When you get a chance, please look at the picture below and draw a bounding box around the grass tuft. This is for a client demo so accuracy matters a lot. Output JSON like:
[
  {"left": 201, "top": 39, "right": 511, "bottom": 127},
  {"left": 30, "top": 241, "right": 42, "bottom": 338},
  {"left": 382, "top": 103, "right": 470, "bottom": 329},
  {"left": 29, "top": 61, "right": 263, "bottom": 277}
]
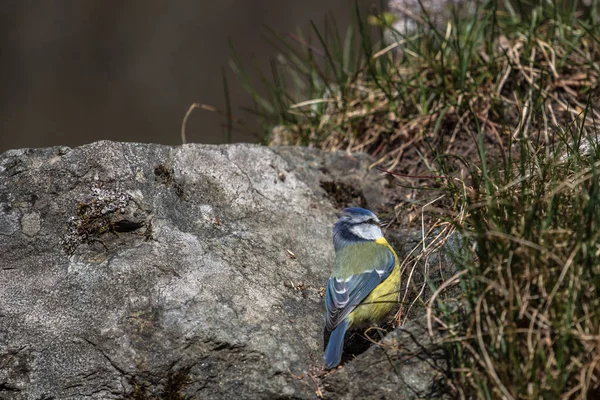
[{"left": 435, "top": 115, "right": 600, "bottom": 399}]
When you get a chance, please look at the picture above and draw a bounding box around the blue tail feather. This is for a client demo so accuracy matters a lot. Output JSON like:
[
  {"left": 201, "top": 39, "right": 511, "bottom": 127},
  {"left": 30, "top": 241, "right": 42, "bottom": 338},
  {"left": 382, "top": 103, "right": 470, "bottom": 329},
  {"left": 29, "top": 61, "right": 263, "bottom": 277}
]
[{"left": 324, "top": 319, "right": 349, "bottom": 369}]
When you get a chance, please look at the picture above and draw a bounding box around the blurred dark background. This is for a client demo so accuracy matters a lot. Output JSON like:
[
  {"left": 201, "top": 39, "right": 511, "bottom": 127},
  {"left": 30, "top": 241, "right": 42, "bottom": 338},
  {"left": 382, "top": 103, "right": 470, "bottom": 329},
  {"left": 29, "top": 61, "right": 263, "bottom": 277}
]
[{"left": 0, "top": 1, "right": 375, "bottom": 153}]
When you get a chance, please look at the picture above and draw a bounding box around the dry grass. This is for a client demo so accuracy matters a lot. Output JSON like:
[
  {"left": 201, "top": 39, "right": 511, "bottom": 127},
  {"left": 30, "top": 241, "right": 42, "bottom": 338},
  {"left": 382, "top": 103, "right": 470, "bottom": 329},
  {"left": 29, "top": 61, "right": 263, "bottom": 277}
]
[
  {"left": 268, "top": 6, "right": 600, "bottom": 168},
  {"left": 235, "top": 1, "right": 599, "bottom": 230}
]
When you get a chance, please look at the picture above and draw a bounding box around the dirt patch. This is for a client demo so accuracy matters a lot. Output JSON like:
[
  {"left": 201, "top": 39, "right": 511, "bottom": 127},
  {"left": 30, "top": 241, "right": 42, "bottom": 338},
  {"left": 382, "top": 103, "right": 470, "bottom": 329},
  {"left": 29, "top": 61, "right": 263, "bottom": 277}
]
[{"left": 320, "top": 180, "right": 368, "bottom": 209}]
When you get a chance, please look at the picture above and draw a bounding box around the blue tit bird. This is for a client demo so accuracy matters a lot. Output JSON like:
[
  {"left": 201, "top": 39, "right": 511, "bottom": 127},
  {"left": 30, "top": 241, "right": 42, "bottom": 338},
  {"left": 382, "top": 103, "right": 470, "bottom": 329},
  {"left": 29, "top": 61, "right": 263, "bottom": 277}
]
[{"left": 323, "top": 207, "right": 401, "bottom": 369}]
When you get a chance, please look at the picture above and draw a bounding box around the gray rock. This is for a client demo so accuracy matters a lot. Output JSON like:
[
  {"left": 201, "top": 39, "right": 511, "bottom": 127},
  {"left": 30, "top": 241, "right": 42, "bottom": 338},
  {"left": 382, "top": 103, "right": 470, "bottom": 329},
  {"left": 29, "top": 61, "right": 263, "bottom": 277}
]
[
  {"left": 0, "top": 141, "right": 397, "bottom": 399},
  {"left": 0, "top": 141, "right": 458, "bottom": 399}
]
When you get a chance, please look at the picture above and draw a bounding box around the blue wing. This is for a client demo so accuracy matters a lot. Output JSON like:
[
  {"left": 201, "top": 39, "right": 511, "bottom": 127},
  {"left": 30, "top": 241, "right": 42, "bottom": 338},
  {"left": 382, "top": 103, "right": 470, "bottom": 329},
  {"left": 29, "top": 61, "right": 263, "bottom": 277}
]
[{"left": 324, "top": 246, "right": 395, "bottom": 332}]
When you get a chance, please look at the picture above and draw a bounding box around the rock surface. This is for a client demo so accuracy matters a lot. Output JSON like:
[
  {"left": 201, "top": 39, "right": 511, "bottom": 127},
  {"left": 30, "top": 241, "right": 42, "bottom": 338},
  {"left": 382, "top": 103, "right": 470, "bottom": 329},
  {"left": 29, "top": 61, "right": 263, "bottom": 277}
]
[
  {"left": 321, "top": 316, "right": 448, "bottom": 400},
  {"left": 0, "top": 141, "right": 449, "bottom": 399}
]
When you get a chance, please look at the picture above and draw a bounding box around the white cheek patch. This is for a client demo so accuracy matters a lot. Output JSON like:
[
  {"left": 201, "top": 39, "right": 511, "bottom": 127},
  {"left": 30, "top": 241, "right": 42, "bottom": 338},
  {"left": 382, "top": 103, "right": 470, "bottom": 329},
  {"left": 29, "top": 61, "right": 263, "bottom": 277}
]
[{"left": 350, "top": 224, "right": 383, "bottom": 240}]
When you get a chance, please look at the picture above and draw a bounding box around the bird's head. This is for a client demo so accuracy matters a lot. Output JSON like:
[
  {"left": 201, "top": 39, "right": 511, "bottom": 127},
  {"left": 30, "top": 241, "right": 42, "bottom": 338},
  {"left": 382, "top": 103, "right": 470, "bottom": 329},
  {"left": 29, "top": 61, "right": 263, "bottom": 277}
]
[{"left": 333, "top": 207, "right": 383, "bottom": 251}]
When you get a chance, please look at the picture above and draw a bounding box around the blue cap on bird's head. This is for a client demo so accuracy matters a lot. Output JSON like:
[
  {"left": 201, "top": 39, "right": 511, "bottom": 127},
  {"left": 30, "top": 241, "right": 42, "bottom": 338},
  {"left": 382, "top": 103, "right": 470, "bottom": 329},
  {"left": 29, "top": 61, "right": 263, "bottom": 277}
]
[
  {"left": 341, "top": 207, "right": 376, "bottom": 218},
  {"left": 333, "top": 207, "right": 383, "bottom": 251}
]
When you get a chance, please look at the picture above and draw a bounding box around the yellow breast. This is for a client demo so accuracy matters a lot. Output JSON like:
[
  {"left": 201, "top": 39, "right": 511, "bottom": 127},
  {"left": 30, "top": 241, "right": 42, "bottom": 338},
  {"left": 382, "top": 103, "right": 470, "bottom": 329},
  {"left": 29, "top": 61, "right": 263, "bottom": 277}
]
[{"left": 347, "top": 237, "right": 401, "bottom": 327}]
